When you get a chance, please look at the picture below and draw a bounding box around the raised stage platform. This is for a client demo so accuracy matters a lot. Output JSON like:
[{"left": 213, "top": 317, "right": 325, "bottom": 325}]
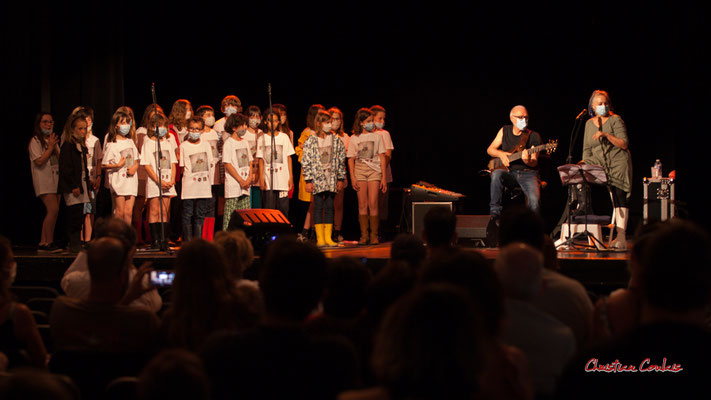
[{"left": 14, "top": 241, "right": 630, "bottom": 297}]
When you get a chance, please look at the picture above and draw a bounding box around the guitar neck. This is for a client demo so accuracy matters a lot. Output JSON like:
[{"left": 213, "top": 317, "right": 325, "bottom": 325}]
[{"left": 507, "top": 143, "right": 549, "bottom": 162}]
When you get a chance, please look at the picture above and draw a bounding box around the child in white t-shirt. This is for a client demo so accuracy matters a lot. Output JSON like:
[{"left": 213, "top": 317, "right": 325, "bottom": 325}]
[
  {"left": 245, "top": 106, "right": 264, "bottom": 209},
  {"left": 168, "top": 99, "right": 193, "bottom": 144},
  {"left": 302, "top": 110, "right": 346, "bottom": 247},
  {"left": 256, "top": 110, "right": 295, "bottom": 217},
  {"left": 102, "top": 109, "right": 140, "bottom": 225},
  {"left": 179, "top": 117, "right": 214, "bottom": 241},
  {"left": 347, "top": 108, "right": 387, "bottom": 245},
  {"left": 197, "top": 105, "right": 221, "bottom": 226},
  {"left": 221, "top": 113, "right": 253, "bottom": 230},
  {"left": 140, "top": 113, "right": 177, "bottom": 249},
  {"left": 29, "top": 112, "right": 61, "bottom": 252}
]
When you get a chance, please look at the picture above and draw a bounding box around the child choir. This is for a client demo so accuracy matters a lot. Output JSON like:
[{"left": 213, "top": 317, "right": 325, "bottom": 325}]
[{"left": 29, "top": 96, "right": 393, "bottom": 250}]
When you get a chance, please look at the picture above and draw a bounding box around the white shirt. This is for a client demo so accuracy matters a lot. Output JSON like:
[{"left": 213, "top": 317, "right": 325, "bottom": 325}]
[
  {"left": 140, "top": 137, "right": 178, "bottom": 198},
  {"left": 61, "top": 251, "right": 162, "bottom": 312},
  {"left": 201, "top": 129, "right": 220, "bottom": 184},
  {"left": 255, "top": 132, "right": 295, "bottom": 191},
  {"left": 222, "top": 136, "right": 253, "bottom": 199},
  {"left": 28, "top": 136, "right": 59, "bottom": 196},
  {"left": 179, "top": 139, "right": 214, "bottom": 199},
  {"left": 347, "top": 131, "right": 386, "bottom": 173},
  {"left": 136, "top": 127, "right": 178, "bottom": 182},
  {"left": 214, "top": 117, "right": 230, "bottom": 141},
  {"left": 375, "top": 128, "right": 394, "bottom": 183},
  {"left": 104, "top": 138, "right": 140, "bottom": 196}
]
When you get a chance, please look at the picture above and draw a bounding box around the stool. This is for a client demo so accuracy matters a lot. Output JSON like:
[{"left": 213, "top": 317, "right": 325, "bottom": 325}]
[{"left": 555, "top": 215, "right": 610, "bottom": 249}]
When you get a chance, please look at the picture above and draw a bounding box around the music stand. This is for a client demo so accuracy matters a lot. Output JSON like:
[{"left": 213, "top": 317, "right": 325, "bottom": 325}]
[{"left": 556, "top": 164, "right": 610, "bottom": 250}]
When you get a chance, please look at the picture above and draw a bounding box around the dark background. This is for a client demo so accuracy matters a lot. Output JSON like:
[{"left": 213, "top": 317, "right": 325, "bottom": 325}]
[{"left": 2, "top": 1, "right": 708, "bottom": 245}]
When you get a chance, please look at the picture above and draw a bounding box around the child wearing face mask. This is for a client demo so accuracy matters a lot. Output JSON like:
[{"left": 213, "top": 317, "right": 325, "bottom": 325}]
[
  {"left": 197, "top": 105, "right": 221, "bottom": 233},
  {"left": 295, "top": 104, "right": 325, "bottom": 242},
  {"left": 29, "top": 112, "right": 61, "bottom": 253},
  {"left": 59, "top": 113, "right": 92, "bottom": 252},
  {"left": 347, "top": 108, "right": 387, "bottom": 245},
  {"left": 257, "top": 109, "right": 295, "bottom": 217},
  {"left": 103, "top": 110, "right": 140, "bottom": 226},
  {"left": 327, "top": 107, "right": 349, "bottom": 243},
  {"left": 244, "top": 106, "right": 264, "bottom": 209},
  {"left": 179, "top": 117, "right": 215, "bottom": 241},
  {"left": 302, "top": 110, "right": 346, "bottom": 247},
  {"left": 140, "top": 113, "right": 177, "bottom": 249},
  {"left": 214, "top": 95, "right": 243, "bottom": 142},
  {"left": 221, "top": 113, "right": 253, "bottom": 230}
]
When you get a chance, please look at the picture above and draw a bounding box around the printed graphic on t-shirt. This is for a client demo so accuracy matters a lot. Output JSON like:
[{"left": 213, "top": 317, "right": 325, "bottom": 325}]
[
  {"left": 319, "top": 146, "right": 331, "bottom": 165},
  {"left": 120, "top": 148, "right": 135, "bottom": 168},
  {"left": 155, "top": 150, "right": 171, "bottom": 170},
  {"left": 262, "top": 145, "right": 284, "bottom": 165},
  {"left": 357, "top": 141, "right": 374, "bottom": 159},
  {"left": 190, "top": 152, "right": 209, "bottom": 173},
  {"left": 236, "top": 148, "right": 249, "bottom": 168}
]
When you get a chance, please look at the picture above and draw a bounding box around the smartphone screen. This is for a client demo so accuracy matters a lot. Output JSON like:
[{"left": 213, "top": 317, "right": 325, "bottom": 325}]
[{"left": 150, "top": 270, "right": 175, "bottom": 287}]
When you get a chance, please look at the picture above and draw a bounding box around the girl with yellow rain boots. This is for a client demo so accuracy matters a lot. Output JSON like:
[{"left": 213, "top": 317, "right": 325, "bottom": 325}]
[{"left": 302, "top": 109, "right": 347, "bottom": 248}]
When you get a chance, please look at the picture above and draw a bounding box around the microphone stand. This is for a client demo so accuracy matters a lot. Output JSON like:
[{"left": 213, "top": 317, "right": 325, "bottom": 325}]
[
  {"left": 552, "top": 109, "right": 587, "bottom": 241},
  {"left": 151, "top": 83, "right": 168, "bottom": 252}
]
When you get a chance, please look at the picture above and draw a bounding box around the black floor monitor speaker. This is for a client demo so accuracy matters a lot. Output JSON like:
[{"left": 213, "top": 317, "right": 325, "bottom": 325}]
[
  {"left": 228, "top": 209, "right": 293, "bottom": 250},
  {"left": 455, "top": 215, "right": 496, "bottom": 248}
]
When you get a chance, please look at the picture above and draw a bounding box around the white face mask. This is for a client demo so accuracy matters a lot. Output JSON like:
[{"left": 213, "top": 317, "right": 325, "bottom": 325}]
[
  {"left": 374, "top": 121, "right": 384, "bottom": 130},
  {"left": 515, "top": 117, "right": 528, "bottom": 131},
  {"left": 249, "top": 119, "right": 260, "bottom": 129},
  {"left": 119, "top": 124, "right": 131, "bottom": 136},
  {"left": 185, "top": 111, "right": 192, "bottom": 119},
  {"left": 595, "top": 104, "right": 609, "bottom": 117},
  {"left": 158, "top": 127, "right": 168, "bottom": 138},
  {"left": 204, "top": 116, "right": 215, "bottom": 127},
  {"left": 41, "top": 128, "right": 52, "bottom": 135},
  {"left": 225, "top": 106, "right": 238, "bottom": 116}
]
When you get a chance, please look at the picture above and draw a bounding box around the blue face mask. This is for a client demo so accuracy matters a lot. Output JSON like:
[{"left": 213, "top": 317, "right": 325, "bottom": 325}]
[
  {"left": 363, "top": 122, "right": 375, "bottom": 132},
  {"left": 158, "top": 127, "right": 168, "bottom": 138},
  {"left": 119, "top": 124, "right": 131, "bottom": 136},
  {"left": 188, "top": 131, "right": 201, "bottom": 141}
]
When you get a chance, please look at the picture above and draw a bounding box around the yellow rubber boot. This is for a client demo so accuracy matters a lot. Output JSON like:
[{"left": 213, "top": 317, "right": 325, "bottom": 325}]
[
  {"left": 323, "top": 224, "right": 338, "bottom": 247},
  {"left": 315, "top": 224, "right": 327, "bottom": 248}
]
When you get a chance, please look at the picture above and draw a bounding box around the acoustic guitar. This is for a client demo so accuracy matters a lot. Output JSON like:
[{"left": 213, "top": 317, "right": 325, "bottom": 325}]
[{"left": 487, "top": 140, "right": 558, "bottom": 170}]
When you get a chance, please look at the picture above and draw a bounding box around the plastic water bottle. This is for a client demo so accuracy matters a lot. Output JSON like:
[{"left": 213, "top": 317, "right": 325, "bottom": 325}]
[{"left": 653, "top": 159, "right": 662, "bottom": 178}]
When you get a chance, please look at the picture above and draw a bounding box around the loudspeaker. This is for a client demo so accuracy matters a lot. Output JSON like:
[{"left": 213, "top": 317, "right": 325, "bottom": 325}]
[
  {"left": 228, "top": 209, "right": 293, "bottom": 250},
  {"left": 455, "top": 215, "right": 496, "bottom": 247},
  {"left": 412, "top": 202, "right": 452, "bottom": 240}
]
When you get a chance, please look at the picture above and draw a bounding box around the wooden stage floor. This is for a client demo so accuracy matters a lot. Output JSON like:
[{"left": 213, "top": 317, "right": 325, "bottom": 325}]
[{"left": 14, "top": 241, "right": 630, "bottom": 296}]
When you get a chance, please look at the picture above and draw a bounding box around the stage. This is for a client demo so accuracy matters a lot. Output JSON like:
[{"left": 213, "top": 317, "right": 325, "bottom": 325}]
[{"left": 14, "top": 241, "right": 630, "bottom": 298}]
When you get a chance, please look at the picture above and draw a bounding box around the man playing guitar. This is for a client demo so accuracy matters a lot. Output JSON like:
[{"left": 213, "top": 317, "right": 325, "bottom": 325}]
[{"left": 487, "top": 105, "right": 543, "bottom": 218}]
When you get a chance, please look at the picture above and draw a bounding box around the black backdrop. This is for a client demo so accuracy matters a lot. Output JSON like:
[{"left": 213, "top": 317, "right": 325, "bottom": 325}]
[{"left": 2, "top": 2, "right": 708, "bottom": 245}]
